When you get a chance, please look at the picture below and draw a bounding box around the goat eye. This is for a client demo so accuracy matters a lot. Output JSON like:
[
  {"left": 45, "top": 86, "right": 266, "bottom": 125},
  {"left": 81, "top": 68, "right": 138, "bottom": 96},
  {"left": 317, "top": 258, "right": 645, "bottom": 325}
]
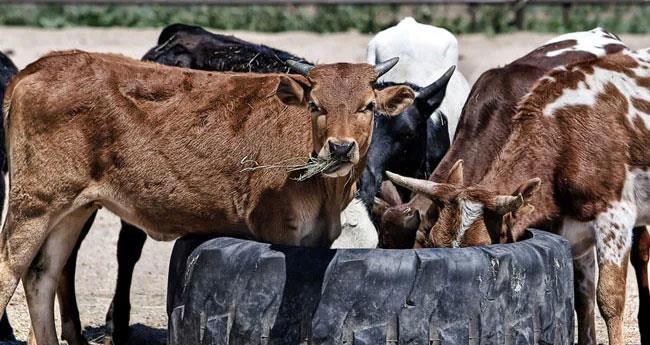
[{"left": 308, "top": 101, "right": 321, "bottom": 113}]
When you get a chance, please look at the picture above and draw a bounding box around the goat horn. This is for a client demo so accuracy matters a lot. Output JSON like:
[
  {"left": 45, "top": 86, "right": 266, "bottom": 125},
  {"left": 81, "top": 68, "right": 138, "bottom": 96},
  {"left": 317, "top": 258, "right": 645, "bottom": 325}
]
[
  {"left": 374, "top": 57, "right": 399, "bottom": 78},
  {"left": 286, "top": 60, "right": 314, "bottom": 76}
]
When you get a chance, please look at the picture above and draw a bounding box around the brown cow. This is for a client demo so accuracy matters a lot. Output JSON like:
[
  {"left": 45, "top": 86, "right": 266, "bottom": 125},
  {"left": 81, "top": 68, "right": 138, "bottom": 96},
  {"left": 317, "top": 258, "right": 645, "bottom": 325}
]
[
  {"left": 373, "top": 28, "right": 647, "bottom": 345},
  {"left": 0, "top": 50, "right": 414, "bottom": 345},
  {"left": 388, "top": 48, "right": 650, "bottom": 345}
]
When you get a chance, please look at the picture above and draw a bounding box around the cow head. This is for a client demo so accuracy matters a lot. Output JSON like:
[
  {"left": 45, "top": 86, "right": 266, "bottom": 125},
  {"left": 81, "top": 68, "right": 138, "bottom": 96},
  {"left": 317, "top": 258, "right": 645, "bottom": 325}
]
[
  {"left": 386, "top": 160, "right": 541, "bottom": 248},
  {"left": 373, "top": 158, "right": 459, "bottom": 248},
  {"left": 285, "top": 58, "right": 415, "bottom": 178},
  {"left": 358, "top": 66, "right": 454, "bottom": 205},
  {"left": 372, "top": 181, "right": 420, "bottom": 248}
]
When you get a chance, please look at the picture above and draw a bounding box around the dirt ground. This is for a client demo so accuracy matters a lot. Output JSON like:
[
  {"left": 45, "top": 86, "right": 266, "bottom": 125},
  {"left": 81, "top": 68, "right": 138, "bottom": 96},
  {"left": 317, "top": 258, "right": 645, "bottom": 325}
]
[{"left": 0, "top": 27, "right": 648, "bottom": 344}]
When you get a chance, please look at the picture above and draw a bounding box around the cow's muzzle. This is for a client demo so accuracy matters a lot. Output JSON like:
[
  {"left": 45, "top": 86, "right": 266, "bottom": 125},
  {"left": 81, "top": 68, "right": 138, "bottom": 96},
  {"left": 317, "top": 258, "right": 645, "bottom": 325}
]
[
  {"left": 328, "top": 141, "right": 355, "bottom": 162},
  {"left": 321, "top": 139, "right": 358, "bottom": 177}
]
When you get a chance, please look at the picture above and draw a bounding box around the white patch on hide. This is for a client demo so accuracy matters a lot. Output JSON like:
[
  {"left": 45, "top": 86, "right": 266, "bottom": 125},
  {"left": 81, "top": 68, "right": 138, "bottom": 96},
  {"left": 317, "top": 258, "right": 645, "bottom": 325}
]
[
  {"left": 454, "top": 199, "right": 483, "bottom": 248},
  {"left": 541, "top": 49, "right": 650, "bottom": 130},
  {"left": 545, "top": 27, "right": 626, "bottom": 58},
  {"left": 593, "top": 168, "right": 639, "bottom": 266},
  {"left": 631, "top": 167, "right": 650, "bottom": 226}
]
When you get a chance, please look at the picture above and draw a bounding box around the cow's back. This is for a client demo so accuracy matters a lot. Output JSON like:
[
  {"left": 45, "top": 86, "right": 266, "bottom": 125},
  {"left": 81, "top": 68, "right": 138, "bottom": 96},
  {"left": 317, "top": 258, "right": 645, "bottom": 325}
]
[
  {"left": 5, "top": 50, "right": 315, "bottom": 240},
  {"left": 432, "top": 29, "right": 629, "bottom": 185}
]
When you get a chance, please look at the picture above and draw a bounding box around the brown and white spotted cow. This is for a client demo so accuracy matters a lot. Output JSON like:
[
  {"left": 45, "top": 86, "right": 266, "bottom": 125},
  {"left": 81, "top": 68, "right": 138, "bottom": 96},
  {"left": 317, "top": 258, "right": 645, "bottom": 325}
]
[
  {"left": 388, "top": 48, "right": 650, "bottom": 345},
  {"left": 376, "top": 28, "right": 650, "bottom": 345}
]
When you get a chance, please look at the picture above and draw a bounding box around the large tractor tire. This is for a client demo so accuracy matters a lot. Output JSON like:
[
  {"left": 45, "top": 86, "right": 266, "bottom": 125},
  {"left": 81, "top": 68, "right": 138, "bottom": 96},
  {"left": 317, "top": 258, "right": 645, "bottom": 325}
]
[{"left": 167, "top": 230, "right": 574, "bottom": 345}]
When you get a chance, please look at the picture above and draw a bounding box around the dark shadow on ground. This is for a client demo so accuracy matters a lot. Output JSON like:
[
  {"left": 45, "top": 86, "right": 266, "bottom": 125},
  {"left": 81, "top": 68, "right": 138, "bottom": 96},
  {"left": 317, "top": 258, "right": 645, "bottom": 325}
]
[{"left": 83, "top": 324, "right": 166, "bottom": 345}]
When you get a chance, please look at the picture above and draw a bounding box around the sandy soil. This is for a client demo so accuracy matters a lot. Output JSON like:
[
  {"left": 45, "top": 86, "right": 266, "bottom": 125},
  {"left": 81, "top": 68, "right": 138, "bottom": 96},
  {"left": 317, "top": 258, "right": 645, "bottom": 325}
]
[{"left": 0, "top": 27, "right": 648, "bottom": 344}]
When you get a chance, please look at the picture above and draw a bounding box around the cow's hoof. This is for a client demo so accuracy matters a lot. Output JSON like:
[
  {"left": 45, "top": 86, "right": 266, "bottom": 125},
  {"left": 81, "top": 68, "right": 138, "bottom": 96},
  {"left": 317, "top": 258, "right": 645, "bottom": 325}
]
[{"left": 167, "top": 230, "right": 575, "bottom": 345}]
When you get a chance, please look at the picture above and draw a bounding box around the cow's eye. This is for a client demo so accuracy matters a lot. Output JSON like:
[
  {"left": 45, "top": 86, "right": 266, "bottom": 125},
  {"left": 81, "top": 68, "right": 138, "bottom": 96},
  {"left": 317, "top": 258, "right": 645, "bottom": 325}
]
[
  {"left": 308, "top": 101, "right": 322, "bottom": 113},
  {"left": 360, "top": 101, "right": 376, "bottom": 113}
]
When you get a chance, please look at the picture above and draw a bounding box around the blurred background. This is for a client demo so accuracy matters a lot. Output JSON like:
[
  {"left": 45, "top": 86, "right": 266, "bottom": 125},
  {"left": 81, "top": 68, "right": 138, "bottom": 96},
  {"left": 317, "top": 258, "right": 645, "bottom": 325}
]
[{"left": 3, "top": 1, "right": 650, "bottom": 34}]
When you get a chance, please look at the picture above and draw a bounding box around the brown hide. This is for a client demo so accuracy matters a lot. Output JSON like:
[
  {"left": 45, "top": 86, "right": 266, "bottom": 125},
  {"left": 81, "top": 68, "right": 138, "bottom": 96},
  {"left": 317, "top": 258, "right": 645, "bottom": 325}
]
[
  {"left": 376, "top": 36, "right": 626, "bottom": 248},
  {"left": 2, "top": 50, "right": 410, "bottom": 248},
  {"left": 391, "top": 50, "right": 650, "bottom": 247}
]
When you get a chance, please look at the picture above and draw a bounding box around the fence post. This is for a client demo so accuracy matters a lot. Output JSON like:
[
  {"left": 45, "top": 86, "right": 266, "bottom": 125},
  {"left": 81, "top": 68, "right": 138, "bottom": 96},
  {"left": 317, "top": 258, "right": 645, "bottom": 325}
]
[
  {"left": 562, "top": 2, "right": 573, "bottom": 28},
  {"left": 468, "top": 2, "right": 478, "bottom": 32},
  {"left": 512, "top": 0, "right": 528, "bottom": 30}
]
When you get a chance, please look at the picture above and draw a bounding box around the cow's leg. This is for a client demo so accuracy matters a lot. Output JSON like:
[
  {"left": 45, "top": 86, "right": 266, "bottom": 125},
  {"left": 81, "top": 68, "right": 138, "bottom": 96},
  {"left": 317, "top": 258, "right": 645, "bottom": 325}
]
[
  {"left": 574, "top": 249, "right": 597, "bottom": 345},
  {"left": 631, "top": 226, "right": 649, "bottom": 345},
  {"left": 0, "top": 213, "right": 51, "bottom": 334},
  {"left": 559, "top": 218, "right": 597, "bottom": 345},
  {"left": 57, "top": 211, "right": 96, "bottom": 345},
  {"left": 104, "top": 221, "right": 147, "bottom": 345},
  {"left": 593, "top": 206, "right": 635, "bottom": 345},
  {"left": 24, "top": 206, "right": 96, "bottom": 345}
]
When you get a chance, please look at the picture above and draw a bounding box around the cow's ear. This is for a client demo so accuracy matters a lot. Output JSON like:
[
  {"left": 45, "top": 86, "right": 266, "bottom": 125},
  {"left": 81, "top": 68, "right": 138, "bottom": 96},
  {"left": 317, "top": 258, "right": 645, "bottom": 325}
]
[
  {"left": 376, "top": 85, "right": 415, "bottom": 116},
  {"left": 512, "top": 178, "right": 541, "bottom": 200},
  {"left": 276, "top": 75, "right": 311, "bottom": 106}
]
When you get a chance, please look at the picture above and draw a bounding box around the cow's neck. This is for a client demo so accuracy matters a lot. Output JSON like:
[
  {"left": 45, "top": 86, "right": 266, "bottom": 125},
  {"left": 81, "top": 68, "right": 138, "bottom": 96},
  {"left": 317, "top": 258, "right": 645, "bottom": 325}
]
[{"left": 480, "top": 115, "right": 560, "bottom": 236}]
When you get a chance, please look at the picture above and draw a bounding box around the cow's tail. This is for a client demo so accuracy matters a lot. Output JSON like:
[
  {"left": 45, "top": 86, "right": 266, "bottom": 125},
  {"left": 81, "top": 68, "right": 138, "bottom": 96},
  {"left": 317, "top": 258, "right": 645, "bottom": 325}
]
[
  {"left": 2, "top": 73, "right": 18, "bottom": 177},
  {"left": 2, "top": 92, "right": 11, "bottom": 176}
]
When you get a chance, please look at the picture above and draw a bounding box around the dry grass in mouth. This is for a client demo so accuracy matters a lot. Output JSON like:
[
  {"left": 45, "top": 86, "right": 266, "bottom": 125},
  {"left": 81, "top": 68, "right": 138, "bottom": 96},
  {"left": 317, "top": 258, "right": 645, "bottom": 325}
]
[{"left": 240, "top": 155, "right": 339, "bottom": 182}]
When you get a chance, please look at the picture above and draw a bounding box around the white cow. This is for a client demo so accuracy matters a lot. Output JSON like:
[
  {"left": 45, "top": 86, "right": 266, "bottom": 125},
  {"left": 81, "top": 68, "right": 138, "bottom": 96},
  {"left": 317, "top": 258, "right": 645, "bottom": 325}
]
[{"left": 367, "top": 17, "right": 470, "bottom": 139}]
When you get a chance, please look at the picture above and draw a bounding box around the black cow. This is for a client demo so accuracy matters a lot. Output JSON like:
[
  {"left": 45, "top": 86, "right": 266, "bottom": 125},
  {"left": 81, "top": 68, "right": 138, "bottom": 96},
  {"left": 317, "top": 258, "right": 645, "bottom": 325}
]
[
  {"left": 141, "top": 23, "right": 310, "bottom": 72},
  {"left": 358, "top": 67, "right": 453, "bottom": 207},
  {"left": 0, "top": 51, "right": 18, "bottom": 342},
  {"left": 53, "top": 23, "right": 452, "bottom": 345}
]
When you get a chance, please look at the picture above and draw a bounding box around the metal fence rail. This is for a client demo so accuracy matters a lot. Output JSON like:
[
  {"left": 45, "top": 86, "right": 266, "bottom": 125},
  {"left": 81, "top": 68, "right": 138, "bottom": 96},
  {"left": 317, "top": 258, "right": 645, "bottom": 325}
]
[
  {"left": 2, "top": 0, "right": 647, "bottom": 30},
  {"left": 3, "top": 0, "right": 649, "bottom": 4}
]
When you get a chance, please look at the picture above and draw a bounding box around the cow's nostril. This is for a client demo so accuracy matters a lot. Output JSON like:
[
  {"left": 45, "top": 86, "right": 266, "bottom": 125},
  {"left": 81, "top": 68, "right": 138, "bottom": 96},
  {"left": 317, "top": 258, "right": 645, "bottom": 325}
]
[{"left": 328, "top": 141, "right": 355, "bottom": 160}]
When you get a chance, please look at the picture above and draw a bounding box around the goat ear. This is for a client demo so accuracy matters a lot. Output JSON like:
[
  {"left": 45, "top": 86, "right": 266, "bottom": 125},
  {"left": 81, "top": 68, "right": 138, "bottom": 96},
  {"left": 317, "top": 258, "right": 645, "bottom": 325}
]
[
  {"left": 276, "top": 75, "right": 311, "bottom": 106},
  {"left": 379, "top": 180, "right": 402, "bottom": 206},
  {"left": 513, "top": 177, "right": 541, "bottom": 200},
  {"left": 376, "top": 85, "right": 415, "bottom": 116},
  {"left": 446, "top": 159, "right": 464, "bottom": 185},
  {"left": 416, "top": 65, "right": 455, "bottom": 113}
]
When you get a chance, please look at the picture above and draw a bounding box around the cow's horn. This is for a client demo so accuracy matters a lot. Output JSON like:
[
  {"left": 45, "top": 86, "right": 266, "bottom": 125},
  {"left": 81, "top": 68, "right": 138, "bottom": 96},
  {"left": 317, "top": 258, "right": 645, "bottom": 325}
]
[
  {"left": 386, "top": 171, "right": 439, "bottom": 197},
  {"left": 374, "top": 57, "right": 399, "bottom": 78},
  {"left": 287, "top": 60, "right": 314, "bottom": 76}
]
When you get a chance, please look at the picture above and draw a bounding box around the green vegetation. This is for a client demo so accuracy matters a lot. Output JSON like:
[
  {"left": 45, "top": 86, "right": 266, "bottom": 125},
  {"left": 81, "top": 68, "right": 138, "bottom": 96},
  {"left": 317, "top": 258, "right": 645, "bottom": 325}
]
[{"left": 1, "top": 4, "right": 650, "bottom": 34}]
